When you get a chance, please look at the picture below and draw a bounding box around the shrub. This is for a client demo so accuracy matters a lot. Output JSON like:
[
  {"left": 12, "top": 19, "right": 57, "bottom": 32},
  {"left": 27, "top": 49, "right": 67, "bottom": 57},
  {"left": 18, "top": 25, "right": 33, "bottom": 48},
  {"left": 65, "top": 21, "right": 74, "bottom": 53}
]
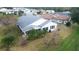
[
  {"left": 27, "top": 29, "right": 47, "bottom": 40},
  {"left": 0, "top": 34, "right": 15, "bottom": 51}
]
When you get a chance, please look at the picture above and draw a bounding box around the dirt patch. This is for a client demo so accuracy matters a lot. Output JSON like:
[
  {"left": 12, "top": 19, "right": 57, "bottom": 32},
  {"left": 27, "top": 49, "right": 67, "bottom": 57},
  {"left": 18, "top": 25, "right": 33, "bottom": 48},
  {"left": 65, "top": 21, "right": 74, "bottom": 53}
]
[
  {"left": 0, "top": 15, "right": 18, "bottom": 26},
  {"left": 58, "top": 24, "right": 72, "bottom": 39}
]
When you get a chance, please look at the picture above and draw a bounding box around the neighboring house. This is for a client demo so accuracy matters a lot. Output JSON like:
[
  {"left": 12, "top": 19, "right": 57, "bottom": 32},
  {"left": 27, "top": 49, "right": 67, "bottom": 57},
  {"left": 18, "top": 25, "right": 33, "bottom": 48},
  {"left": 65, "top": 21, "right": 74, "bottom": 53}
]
[
  {"left": 17, "top": 14, "right": 57, "bottom": 35},
  {"left": 0, "top": 7, "right": 26, "bottom": 15},
  {"left": 0, "top": 8, "right": 8, "bottom": 14},
  {"left": 24, "top": 9, "right": 40, "bottom": 16},
  {"left": 62, "top": 11, "right": 71, "bottom": 15},
  {"left": 41, "top": 12, "right": 71, "bottom": 24},
  {"left": 0, "top": 8, "right": 15, "bottom": 14},
  {"left": 22, "top": 9, "right": 31, "bottom": 15},
  {"left": 39, "top": 9, "right": 55, "bottom": 15},
  {"left": 23, "top": 9, "right": 34, "bottom": 15},
  {"left": 46, "top": 10, "right": 55, "bottom": 14}
]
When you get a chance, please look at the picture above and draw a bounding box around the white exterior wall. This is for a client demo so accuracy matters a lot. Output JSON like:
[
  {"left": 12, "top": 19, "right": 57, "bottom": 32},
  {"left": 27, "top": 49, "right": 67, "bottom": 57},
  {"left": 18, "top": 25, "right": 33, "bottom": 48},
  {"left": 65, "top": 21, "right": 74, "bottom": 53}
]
[
  {"left": 31, "top": 21, "right": 57, "bottom": 32},
  {"left": 41, "top": 22, "right": 57, "bottom": 32}
]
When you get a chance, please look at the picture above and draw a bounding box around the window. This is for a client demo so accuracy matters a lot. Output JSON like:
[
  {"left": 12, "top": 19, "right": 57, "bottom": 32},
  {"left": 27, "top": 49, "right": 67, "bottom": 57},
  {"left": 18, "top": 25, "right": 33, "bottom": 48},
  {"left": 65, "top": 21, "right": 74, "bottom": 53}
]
[{"left": 50, "top": 26, "right": 55, "bottom": 29}]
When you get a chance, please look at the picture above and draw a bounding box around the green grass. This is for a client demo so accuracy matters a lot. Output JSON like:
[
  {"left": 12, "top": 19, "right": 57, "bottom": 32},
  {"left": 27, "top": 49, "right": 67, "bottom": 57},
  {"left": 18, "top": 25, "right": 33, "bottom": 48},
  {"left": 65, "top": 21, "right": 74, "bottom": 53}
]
[
  {"left": 0, "top": 36, "right": 2, "bottom": 41},
  {"left": 59, "top": 25, "right": 79, "bottom": 51}
]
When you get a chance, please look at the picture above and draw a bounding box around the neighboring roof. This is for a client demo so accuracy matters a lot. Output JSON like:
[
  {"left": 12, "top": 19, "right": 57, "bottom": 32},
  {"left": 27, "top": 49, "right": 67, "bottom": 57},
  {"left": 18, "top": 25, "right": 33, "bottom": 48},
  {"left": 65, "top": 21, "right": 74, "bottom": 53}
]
[
  {"left": 41, "top": 13, "right": 70, "bottom": 21},
  {"left": 41, "top": 14, "right": 53, "bottom": 20},
  {"left": 55, "top": 12, "right": 70, "bottom": 16},
  {"left": 52, "top": 13, "right": 70, "bottom": 20},
  {"left": 17, "top": 15, "right": 40, "bottom": 28}
]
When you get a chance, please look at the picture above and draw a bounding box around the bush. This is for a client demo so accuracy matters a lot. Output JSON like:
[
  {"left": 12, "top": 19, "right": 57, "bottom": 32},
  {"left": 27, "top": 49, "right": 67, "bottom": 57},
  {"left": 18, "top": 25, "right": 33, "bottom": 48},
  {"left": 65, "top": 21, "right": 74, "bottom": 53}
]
[
  {"left": 27, "top": 29, "right": 47, "bottom": 40},
  {"left": 0, "top": 34, "right": 15, "bottom": 51}
]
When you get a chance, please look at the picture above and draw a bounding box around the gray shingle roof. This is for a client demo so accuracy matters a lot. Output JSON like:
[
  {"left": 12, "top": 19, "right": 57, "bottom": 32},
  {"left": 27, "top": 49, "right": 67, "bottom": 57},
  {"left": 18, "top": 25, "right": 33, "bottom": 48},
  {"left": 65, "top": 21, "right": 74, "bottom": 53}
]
[{"left": 17, "top": 15, "right": 40, "bottom": 28}]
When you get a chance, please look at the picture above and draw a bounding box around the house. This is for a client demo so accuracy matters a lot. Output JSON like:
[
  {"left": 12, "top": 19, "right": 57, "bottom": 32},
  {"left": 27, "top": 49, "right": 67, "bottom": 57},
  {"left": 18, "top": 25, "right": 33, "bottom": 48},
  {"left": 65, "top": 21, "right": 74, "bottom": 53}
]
[
  {"left": 22, "top": 8, "right": 31, "bottom": 15},
  {"left": 17, "top": 14, "right": 57, "bottom": 35}
]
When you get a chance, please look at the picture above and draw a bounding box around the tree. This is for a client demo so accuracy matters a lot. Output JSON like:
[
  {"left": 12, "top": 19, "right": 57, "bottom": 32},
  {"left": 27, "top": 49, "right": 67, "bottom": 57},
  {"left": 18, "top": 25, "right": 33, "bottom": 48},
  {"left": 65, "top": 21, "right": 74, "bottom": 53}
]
[
  {"left": 0, "top": 35, "right": 15, "bottom": 51},
  {"left": 71, "top": 8, "right": 79, "bottom": 24},
  {"left": 18, "top": 10, "right": 24, "bottom": 16},
  {"left": 65, "top": 22, "right": 71, "bottom": 27}
]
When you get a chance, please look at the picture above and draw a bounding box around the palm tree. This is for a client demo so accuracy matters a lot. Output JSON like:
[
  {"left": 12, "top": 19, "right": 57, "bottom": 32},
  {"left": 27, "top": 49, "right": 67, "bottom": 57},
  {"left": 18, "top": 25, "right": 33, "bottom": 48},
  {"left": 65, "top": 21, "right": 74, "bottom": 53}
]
[{"left": 0, "top": 35, "right": 15, "bottom": 51}]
